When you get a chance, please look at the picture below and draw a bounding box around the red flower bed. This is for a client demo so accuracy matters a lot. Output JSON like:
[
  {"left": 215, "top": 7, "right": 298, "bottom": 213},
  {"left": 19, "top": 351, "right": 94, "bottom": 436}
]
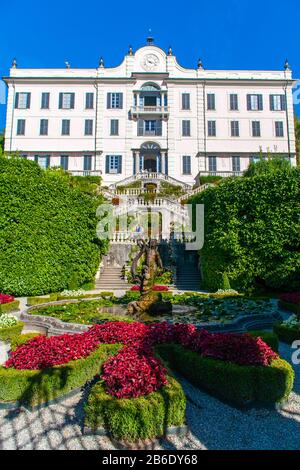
[
  {"left": 5, "top": 320, "right": 279, "bottom": 398},
  {"left": 0, "top": 294, "right": 15, "bottom": 305},
  {"left": 153, "top": 285, "right": 169, "bottom": 291},
  {"left": 101, "top": 346, "right": 167, "bottom": 399},
  {"left": 280, "top": 292, "right": 300, "bottom": 305}
]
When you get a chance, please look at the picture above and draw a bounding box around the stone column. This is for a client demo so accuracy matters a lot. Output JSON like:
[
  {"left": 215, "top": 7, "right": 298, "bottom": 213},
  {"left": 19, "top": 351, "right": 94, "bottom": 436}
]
[
  {"left": 133, "top": 152, "right": 136, "bottom": 175},
  {"left": 161, "top": 152, "right": 165, "bottom": 174}
]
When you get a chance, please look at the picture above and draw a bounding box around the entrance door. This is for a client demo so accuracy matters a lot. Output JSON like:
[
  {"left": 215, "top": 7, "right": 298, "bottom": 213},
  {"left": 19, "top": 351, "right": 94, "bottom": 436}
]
[{"left": 143, "top": 154, "right": 157, "bottom": 172}]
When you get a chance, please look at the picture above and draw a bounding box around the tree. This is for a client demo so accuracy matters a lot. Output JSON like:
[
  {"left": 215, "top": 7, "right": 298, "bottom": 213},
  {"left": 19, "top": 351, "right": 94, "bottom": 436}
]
[{"left": 294, "top": 113, "right": 300, "bottom": 165}]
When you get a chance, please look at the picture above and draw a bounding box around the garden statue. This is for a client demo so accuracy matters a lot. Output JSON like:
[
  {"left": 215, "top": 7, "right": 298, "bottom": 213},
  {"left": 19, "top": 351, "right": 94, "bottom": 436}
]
[{"left": 127, "top": 239, "right": 172, "bottom": 316}]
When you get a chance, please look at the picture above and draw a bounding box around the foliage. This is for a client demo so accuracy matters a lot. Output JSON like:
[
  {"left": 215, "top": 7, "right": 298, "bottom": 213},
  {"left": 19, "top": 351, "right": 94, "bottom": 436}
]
[
  {"left": 273, "top": 322, "right": 300, "bottom": 344},
  {"left": 84, "top": 374, "right": 186, "bottom": 442},
  {"left": 28, "top": 299, "right": 134, "bottom": 325},
  {"left": 0, "top": 130, "right": 4, "bottom": 156},
  {"left": 0, "top": 300, "right": 20, "bottom": 313},
  {"left": 0, "top": 321, "right": 24, "bottom": 342},
  {"left": 191, "top": 166, "right": 300, "bottom": 291},
  {"left": 198, "top": 175, "right": 223, "bottom": 185},
  {"left": 244, "top": 155, "right": 294, "bottom": 177},
  {"left": 157, "top": 181, "right": 184, "bottom": 199},
  {"left": 0, "top": 157, "right": 107, "bottom": 296},
  {"left": 249, "top": 330, "right": 279, "bottom": 352},
  {"left": 0, "top": 344, "right": 120, "bottom": 405},
  {"left": 279, "top": 300, "right": 300, "bottom": 315},
  {"left": 294, "top": 113, "right": 300, "bottom": 166},
  {"left": 10, "top": 333, "right": 42, "bottom": 351},
  {"left": 0, "top": 294, "right": 15, "bottom": 304},
  {"left": 157, "top": 344, "right": 294, "bottom": 405},
  {"left": 0, "top": 314, "right": 18, "bottom": 328}
]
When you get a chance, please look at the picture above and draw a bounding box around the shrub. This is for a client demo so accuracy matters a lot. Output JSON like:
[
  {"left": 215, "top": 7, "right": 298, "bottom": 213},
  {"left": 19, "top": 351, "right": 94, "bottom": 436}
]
[
  {"left": 10, "top": 333, "right": 42, "bottom": 351},
  {"left": 0, "top": 300, "right": 20, "bottom": 313},
  {"left": 191, "top": 167, "right": 300, "bottom": 291},
  {"left": 84, "top": 374, "right": 186, "bottom": 442},
  {"left": 0, "top": 314, "right": 18, "bottom": 328},
  {"left": 0, "top": 157, "right": 107, "bottom": 296},
  {"left": 273, "top": 323, "right": 300, "bottom": 344},
  {"left": 0, "top": 344, "right": 121, "bottom": 405},
  {"left": 279, "top": 300, "right": 300, "bottom": 316},
  {"left": 157, "top": 344, "right": 294, "bottom": 405},
  {"left": 27, "top": 296, "right": 57, "bottom": 306},
  {"left": 0, "top": 294, "right": 15, "bottom": 304},
  {"left": 249, "top": 330, "right": 279, "bottom": 352},
  {"left": 0, "top": 321, "right": 24, "bottom": 342}
]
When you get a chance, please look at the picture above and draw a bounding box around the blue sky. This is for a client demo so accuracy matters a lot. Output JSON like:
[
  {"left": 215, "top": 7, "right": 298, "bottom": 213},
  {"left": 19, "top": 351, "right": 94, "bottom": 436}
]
[{"left": 1, "top": 0, "right": 300, "bottom": 128}]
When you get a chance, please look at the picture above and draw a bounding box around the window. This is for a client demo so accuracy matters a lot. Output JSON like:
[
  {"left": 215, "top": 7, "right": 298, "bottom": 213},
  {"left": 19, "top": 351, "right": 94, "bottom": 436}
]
[
  {"left": 85, "top": 93, "right": 94, "bottom": 109},
  {"left": 182, "top": 93, "right": 190, "bottom": 110},
  {"left": 270, "top": 95, "right": 286, "bottom": 111},
  {"left": 35, "top": 155, "right": 50, "bottom": 169},
  {"left": 182, "top": 120, "right": 191, "bottom": 136},
  {"left": 137, "top": 119, "right": 162, "bottom": 136},
  {"left": 232, "top": 156, "right": 241, "bottom": 172},
  {"left": 105, "top": 155, "right": 122, "bottom": 174},
  {"left": 208, "top": 156, "right": 217, "bottom": 172},
  {"left": 60, "top": 155, "right": 69, "bottom": 171},
  {"left": 275, "top": 121, "right": 284, "bottom": 137},
  {"left": 107, "top": 92, "right": 123, "bottom": 109},
  {"left": 83, "top": 155, "right": 93, "bottom": 172},
  {"left": 182, "top": 155, "right": 191, "bottom": 175},
  {"left": 207, "top": 93, "right": 216, "bottom": 110},
  {"left": 231, "top": 121, "right": 240, "bottom": 137},
  {"left": 15, "top": 92, "right": 31, "bottom": 109},
  {"left": 110, "top": 119, "right": 119, "bottom": 136},
  {"left": 16, "top": 119, "right": 25, "bottom": 135},
  {"left": 40, "top": 119, "right": 48, "bottom": 136},
  {"left": 41, "top": 92, "right": 50, "bottom": 109},
  {"left": 59, "top": 93, "right": 75, "bottom": 109},
  {"left": 61, "top": 119, "right": 70, "bottom": 136},
  {"left": 247, "top": 94, "right": 263, "bottom": 111},
  {"left": 252, "top": 121, "right": 261, "bottom": 137},
  {"left": 230, "top": 94, "right": 239, "bottom": 111},
  {"left": 208, "top": 120, "right": 216, "bottom": 137},
  {"left": 84, "top": 119, "right": 93, "bottom": 135}
]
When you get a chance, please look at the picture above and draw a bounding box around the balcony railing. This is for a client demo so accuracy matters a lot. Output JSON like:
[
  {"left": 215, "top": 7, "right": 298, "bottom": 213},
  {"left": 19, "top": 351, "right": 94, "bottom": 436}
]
[
  {"left": 68, "top": 170, "right": 102, "bottom": 177},
  {"left": 200, "top": 171, "right": 244, "bottom": 177},
  {"left": 131, "top": 106, "right": 169, "bottom": 116}
]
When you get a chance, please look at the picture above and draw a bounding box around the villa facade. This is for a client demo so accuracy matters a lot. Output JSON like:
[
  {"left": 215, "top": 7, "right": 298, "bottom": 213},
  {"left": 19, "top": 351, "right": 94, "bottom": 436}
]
[{"left": 3, "top": 38, "right": 297, "bottom": 187}]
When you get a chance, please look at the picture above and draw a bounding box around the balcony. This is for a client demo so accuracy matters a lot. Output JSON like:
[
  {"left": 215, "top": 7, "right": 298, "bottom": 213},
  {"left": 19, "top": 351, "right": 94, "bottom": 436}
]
[
  {"left": 200, "top": 171, "right": 244, "bottom": 177},
  {"left": 68, "top": 170, "right": 102, "bottom": 177},
  {"left": 130, "top": 105, "right": 169, "bottom": 118}
]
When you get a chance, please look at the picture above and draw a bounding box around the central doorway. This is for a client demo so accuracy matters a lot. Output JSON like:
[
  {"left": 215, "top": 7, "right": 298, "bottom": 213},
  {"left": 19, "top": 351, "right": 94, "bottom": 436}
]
[{"left": 139, "top": 142, "right": 161, "bottom": 173}]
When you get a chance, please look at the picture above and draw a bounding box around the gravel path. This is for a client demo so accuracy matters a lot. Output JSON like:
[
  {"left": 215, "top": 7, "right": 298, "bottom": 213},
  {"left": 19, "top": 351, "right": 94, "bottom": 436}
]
[{"left": 0, "top": 342, "right": 299, "bottom": 450}]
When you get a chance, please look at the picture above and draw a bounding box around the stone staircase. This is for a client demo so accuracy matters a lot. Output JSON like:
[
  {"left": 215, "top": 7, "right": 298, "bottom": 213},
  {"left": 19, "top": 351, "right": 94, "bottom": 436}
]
[
  {"left": 95, "top": 266, "right": 129, "bottom": 290},
  {"left": 174, "top": 243, "right": 202, "bottom": 291}
]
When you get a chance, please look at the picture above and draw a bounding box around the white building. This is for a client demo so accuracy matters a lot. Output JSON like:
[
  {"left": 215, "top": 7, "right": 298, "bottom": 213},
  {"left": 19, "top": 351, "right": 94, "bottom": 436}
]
[{"left": 3, "top": 37, "right": 297, "bottom": 187}]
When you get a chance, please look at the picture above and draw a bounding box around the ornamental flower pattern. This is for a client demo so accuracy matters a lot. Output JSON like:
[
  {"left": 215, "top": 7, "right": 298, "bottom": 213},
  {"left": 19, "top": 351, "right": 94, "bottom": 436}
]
[{"left": 5, "top": 321, "right": 278, "bottom": 398}]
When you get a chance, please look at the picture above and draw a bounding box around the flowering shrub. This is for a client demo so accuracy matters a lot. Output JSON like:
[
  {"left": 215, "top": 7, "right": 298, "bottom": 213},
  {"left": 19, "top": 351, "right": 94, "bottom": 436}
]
[
  {"left": 130, "top": 285, "right": 141, "bottom": 291},
  {"left": 6, "top": 320, "right": 278, "bottom": 398},
  {"left": 282, "top": 314, "right": 300, "bottom": 329},
  {"left": 152, "top": 285, "right": 169, "bottom": 292},
  {"left": 0, "top": 294, "right": 15, "bottom": 305},
  {"left": 101, "top": 347, "right": 168, "bottom": 398},
  {"left": 60, "top": 289, "right": 85, "bottom": 297},
  {"left": 280, "top": 292, "right": 300, "bottom": 305},
  {"left": 0, "top": 314, "right": 18, "bottom": 328}
]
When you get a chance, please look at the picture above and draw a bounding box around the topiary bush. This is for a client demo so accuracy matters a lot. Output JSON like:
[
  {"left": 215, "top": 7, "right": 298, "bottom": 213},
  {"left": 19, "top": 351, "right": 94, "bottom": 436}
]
[
  {"left": 0, "top": 321, "right": 24, "bottom": 342},
  {"left": 191, "top": 166, "right": 300, "bottom": 291},
  {"left": 0, "top": 157, "right": 107, "bottom": 296},
  {"left": 0, "top": 300, "right": 20, "bottom": 313},
  {"left": 84, "top": 373, "right": 186, "bottom": 442},
  {"left": 10, "top": 333, "right": 42, "bottom": 351},
  {"left": 157, "top": 343, "right": 294, "bottom": 406}
]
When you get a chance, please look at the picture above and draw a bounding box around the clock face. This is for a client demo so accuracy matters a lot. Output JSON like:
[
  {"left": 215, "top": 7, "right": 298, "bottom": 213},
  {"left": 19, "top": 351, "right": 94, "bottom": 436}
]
[{"left": 142, "top": 54, "right": 159, "bottom": 71}]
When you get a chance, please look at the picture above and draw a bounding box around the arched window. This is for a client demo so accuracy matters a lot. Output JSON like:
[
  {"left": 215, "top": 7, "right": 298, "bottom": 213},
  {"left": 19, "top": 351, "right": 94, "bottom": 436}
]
[{"left": 140, "top": 83, "right": 160, "bottom": 92}]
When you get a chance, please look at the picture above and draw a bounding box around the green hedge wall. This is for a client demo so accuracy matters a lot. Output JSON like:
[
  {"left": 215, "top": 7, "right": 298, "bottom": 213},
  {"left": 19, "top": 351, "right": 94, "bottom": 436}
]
[
  {"left": 10, "top": 333, "right": 42, "bottom": 351},
  {"left": 0, "top": 157, "right": 107, "bottom": 296},
  {"left": 157, "top": 344, "right": 294, "bottom": 406},
  {"left": 84, "top": 374, "right": 186, "bottom": 442},
  {"left": 279, "top": 300, "right": 300, "bottom": 316},
  {"left": 191, "top": 168, "right": 300, "bottom": 291},
  {"left": 0, "top": 344, "right": 121, "bottom": 406},
  {"left": 0, "top": 321, "right": 24, "bottom": 342},
  {"left": 273, "top": 323, "right": 300, "bottom": 344},
  {"left": 0, "top": 300, "right": 20, "bottom": 313},
  {"left": 249, "top": 330, "right": 279, "bottom": 352}
]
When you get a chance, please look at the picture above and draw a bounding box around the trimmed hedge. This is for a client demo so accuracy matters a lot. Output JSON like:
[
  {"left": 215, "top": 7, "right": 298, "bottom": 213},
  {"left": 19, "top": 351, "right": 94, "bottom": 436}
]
[
  {"left": 249, "top": 330, "right": 279, "bottom": 352},
  {"left": 0, "top": 321, "right": 24, "bottom": 342},
  {"left": 273, "top": 323, "right": 300, "bottom": 344},
  {"left": 0, "top": 300, "right": 20, "bottom": 313},
  {"left": 10, "top": 333, "right": 42, "bottom": 351},
  {"left": 157, "top": 344, "right": 294, "bottom": 406},
  {"left": 84, "top": 374, "right": 186, "bottom": 442},
  {"left": 279, "top": 300, "right": 300, "bottom": 316},
  {"left": 0, "top": 344, "right": 121, "bottom": 405}
]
